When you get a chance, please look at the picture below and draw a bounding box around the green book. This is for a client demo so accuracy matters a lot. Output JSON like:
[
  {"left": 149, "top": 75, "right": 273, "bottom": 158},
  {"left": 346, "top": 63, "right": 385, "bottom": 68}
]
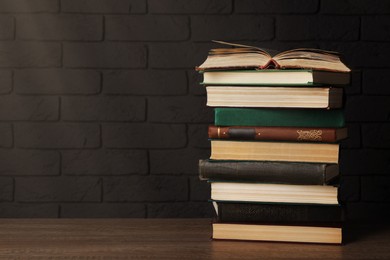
[{"left": 214, "top": 108, "right": 345, "bottom": 127}]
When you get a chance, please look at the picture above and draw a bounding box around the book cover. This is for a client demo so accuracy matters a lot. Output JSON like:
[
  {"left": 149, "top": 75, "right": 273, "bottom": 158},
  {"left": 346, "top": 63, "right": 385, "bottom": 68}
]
[
  {"left": 214, "top": 202, "right": 344, "bottom": 223},
  {"left": 208, "top": 125, "right": 347, "bottom": 143},
  {"left": 199, "top": 160, "right": 339, "bottom": 185},
  {"left": 214, "top": 108, "right": 345, "bottom": 127}
]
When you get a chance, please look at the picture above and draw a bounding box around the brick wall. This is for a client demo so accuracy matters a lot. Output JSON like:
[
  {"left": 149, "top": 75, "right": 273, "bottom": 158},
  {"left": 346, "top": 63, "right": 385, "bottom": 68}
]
[{"left": 0, "top": 0, "right": 388, "bottom": 219}]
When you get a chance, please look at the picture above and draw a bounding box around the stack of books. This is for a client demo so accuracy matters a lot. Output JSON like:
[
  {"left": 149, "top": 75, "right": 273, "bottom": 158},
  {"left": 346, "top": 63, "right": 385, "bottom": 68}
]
[{"left": 197, "top": 41, "right": 351, "bottom": 244}]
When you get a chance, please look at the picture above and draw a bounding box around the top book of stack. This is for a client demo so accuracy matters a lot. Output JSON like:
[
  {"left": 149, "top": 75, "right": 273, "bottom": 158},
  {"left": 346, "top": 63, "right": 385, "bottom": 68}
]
[{"left": 196, "top": 41, "right": 351, "bottom": 86}]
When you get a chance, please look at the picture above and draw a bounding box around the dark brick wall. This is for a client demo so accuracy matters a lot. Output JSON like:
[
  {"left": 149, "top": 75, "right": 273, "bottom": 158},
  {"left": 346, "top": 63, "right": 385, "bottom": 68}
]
[{"left": 0, "top": 0, "right": 388, "bottom": 219}]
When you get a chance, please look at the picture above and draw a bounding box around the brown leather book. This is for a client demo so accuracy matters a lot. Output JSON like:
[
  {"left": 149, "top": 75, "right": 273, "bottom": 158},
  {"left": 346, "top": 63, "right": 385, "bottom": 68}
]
[{"left": 208, "top": 125, "right": 347, "bottom": 143}]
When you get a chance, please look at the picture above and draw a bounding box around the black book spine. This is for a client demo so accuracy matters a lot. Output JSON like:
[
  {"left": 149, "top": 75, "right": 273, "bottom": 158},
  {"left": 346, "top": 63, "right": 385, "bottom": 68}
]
[
  {"left": 199, "top": 160, "right": 334, "bottom": 185},
  {"left": 217, "top": 202, "right": 344, "bottom": 223}
]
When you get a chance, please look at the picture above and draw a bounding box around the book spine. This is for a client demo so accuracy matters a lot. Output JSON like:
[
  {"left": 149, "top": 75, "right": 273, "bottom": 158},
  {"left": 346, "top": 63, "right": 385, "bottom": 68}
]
[
  {"left": 199, "top": 160, "right": 332, "bottom": 185},
  {"left": 217, "top": 202, "right": 344, "bottom": 223},
  {"left": 208, "top": 126, "right": 339, "bottom": 142},
  {"left": 214, "top": 108, "right": 345, "bottom": 127}
]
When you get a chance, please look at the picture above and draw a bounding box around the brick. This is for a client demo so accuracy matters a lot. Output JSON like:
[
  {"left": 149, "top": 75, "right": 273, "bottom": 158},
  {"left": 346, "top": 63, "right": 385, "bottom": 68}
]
[
  {"left": 188, "top": 70, "right": 205, "bottom": 96},
  {"left": 0, "top": 150, "right": 59, "bottom": 176},
  {"left": 236, "top": 0, "right": 318, "bottom": 13},
  {"left": 188, "top": 124, "right": 211, "bottom": 149},
  {"left": 149, "top": 42, "right": 213, "bottom": 69},
  {"left": 362, "top": 176, "right": 390, "bottom": 202},
  {"left": 362, "top": 123, "right": 390, "bottom": 148},
  {"left": 64, "top": 43, "right": 146, "bottom": 69},
  {"left": 103, "top": 123, "right": 186, "bottom": 148},
  {"left": 362, "top": 16, "right": 390, "bottom": 41},
  {"left": 15, "top": 123, "right": 100, "bottom": 148},
  {"left": 0, "top": 16, "right": 13, "bottom": 39},
  {"left": 340, "top": 149, "right": 390, "bottom": 175},
  {"left": 147, "top": 202, "right": 213, "bottom": 218},
  {"left": 0, "top": 0, "right": 58, "bottom": 13},
  {"left": 0, "top": 96, "right": 58, "bottom": 121},
  {"left": 321, "top": 0, "right": 390, "bottom": 14},
  {"left": 61, "top": 203, "right": 145, "bottom": 218},
  {"left": 103, "top": 176, "right": 188, "bottom": 202},
  {"left": 61, "top": 96, "right": 145, "bottom": 121},
  {"left": 345, "top": 96, "right": 390, "bottom": 122},
  {"left": 103, "top": 70, "right": 187, "bottom": 95},
  {"left": 61, "top": 0, "right": 146, "bottom": 14},
  {"left": 363, "top": 69, "right": 390, "bottom": 95},
  {"left": 340, "top": 123, "right": 360, "bottom": 149},
  {"left": 148, "top": 96, "right": 213, "bottom": 123},
  {"left": 345, "top": 70, "right": 361, "bottom": 95},
  {"left": 149, "top": 0, "right": 231, "bottom": 14},
  {"left": 0, "top": 42, "right": 60, "bottom": 68},
  {"left": 62, "top": 150, "right": 148, "bottom": 175},
  {"left": 0, "top": 177, "right": 13, "bottom": 201},
  {"left": 320, "top": 42, "right": 390, "bottom": 68},
  {"left": 0, "top": 124, "right": 12, "bottom": 147},
  {"left": 16, "top": 177, "right": 101, "bottom": 202},
  {"left": 106, "top": 16, "right": 189, "bottom": 41},
  {"left": 277, "top": 16, "right": 359, "bottom": 41},
  {"left": 150, "top": 148, "right": 210, "bottom": 175},
  {"left": 338, "top": 176, "right": 360, "bottom": 203},
  {"left": 16, "top": 14, "right": 102, "bottom": 41},
  {"left": 15, "top": 69, "right": 100, "bottom": 94},
  {"left": 0, "top": 203, "right": 59, "bottom": 217},
  {"left": 0, "top": 70, "right": 12, "bottom": 94},
  {"left": 346, "top": 203, "right": 390, "bottom": 221},
  {"left": 192, "top": 16, "right": 273, "bottom": 41},
  {"left": 190, "top": 177, "right": 210, "bottom": 201}
]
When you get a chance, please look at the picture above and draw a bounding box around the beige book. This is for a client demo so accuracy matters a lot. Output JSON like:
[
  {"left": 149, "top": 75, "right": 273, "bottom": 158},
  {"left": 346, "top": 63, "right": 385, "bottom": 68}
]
[
  {"left": 206, "top": 86, "right": 343, "bottom": 108},
  {"left": 213, "top": 223, "right": 342, "bottom": 244}
]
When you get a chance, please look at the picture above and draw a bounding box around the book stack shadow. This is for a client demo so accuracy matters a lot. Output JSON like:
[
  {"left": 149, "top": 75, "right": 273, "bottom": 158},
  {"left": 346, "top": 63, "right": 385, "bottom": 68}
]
[{"left": 197, "top": 41, "right": 351, "bottom": 244}]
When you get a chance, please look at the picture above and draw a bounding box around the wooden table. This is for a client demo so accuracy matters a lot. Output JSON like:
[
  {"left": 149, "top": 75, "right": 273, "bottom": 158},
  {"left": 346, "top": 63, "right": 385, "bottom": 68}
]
[{"left": 0, "top": 219, "right": 388, "bottom": 259}]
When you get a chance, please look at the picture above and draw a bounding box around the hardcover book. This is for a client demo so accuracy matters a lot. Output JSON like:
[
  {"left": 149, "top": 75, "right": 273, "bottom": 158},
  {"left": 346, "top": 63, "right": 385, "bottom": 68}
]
[
  {"left": 196, "top": 40, "right": 350, "bottom": 74},
  {"left": 206, "top": 86, "right": 343, "bottom": 108},
  {"left": 210, "top": 140, "right": 339, "bottom": 164},
  {"left": 202, "top": 70, "right": 350, "bottom": 86},
  {"left": 210, "top": 182, "right": 339, "bottom": 205},
  {"left": 199, "top": 160, "right": 339, "bottom": 185},
  {"left": 208, "top": 125, "right": 347, "bottom": 143},
  {"left": 214, "top": 108, "right": 345, "bottom": 127},
  {"left": 213, "top": 202, "right": 344, "bottom": 223},
  {"left": 212, "top": 223, "right": 342, "bottom": 244}
]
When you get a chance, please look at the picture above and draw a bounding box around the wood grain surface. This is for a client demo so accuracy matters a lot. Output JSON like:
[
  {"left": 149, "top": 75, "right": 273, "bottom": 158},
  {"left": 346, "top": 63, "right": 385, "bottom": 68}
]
[{"left": 0, "top": 219, "right": 388, "bottom": 259}]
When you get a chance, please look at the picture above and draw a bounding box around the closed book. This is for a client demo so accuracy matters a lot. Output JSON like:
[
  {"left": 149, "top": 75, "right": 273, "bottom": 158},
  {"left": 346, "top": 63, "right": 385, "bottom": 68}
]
[
  {"left": 202, "top": 70, "right": 350, "bottom": 86},
  {"left": 210, "top": 140, "right": 339, "bottom": 164},
  {"left": 212, "top": 223, "right": 342, "bottom": 244},
  {"left": 211, "top": 182, "right": 339, "bottom": 205},
  {"left": 208, "top": 125, "right": 347, "bottom": 143},
  {"left": 214, "top": 108, "right": 345, "bottom": 127},
  {"left": 199, "top": 160, "right": 339, "bottom": 185},
  {"left": 213, "top": 202, "right": 344, "bottom": 223},
  {"left": 206, "top": 86, "right": 343, "bottom": 108}
]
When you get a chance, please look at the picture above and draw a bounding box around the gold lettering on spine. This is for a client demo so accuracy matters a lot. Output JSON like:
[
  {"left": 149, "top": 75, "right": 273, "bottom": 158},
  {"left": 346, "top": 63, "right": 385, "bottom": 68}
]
[
  {"left": 297, "top": 130, "right": 323, "bottom": 141},
  {"left": 217, "top": 127, "right": 221, "bottom": 138}
]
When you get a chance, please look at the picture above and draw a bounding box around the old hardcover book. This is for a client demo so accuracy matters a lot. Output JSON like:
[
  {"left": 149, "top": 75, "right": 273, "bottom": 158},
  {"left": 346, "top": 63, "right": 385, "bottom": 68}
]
[
  {"left": 208, "top": 125, "right": 347, "bottom": 142},
  {"left": 213, "top": 202, "right": 344, "bottom": 223},
  {"left": 210, "top": 140, "right": 339, "bottom": 163},
  {"left": 206, "top": 86, "right": 343, "bottom": 108},
  {"left": 214, "top": 108, "right": 345, "bottom": 127},
  {"left": 212, "top": 223, "right": 342, "bottom": 244},
  {"left": 210, "top": 182, "right": 338, "bottom": 205},
  {"left": 196, "top": 40, "right": 350, "bottom": 74},
  {"left": 202, "top": 70, "right": 350, "bottom": 86},
  {"left": 199, "top": 160, "right": 339, "bottom": 185}
]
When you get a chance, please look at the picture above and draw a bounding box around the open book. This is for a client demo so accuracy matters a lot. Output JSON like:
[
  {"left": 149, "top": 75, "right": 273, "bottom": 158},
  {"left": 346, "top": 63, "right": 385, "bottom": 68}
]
[{"left": 196, "top": 41, "right": 351, "bottom": 73}]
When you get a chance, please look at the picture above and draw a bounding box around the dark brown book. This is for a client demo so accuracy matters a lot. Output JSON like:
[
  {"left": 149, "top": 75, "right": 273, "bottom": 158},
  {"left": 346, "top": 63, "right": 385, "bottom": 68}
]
[{"left": 209, "top": 125, "right": 347, "bottom": 143}]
